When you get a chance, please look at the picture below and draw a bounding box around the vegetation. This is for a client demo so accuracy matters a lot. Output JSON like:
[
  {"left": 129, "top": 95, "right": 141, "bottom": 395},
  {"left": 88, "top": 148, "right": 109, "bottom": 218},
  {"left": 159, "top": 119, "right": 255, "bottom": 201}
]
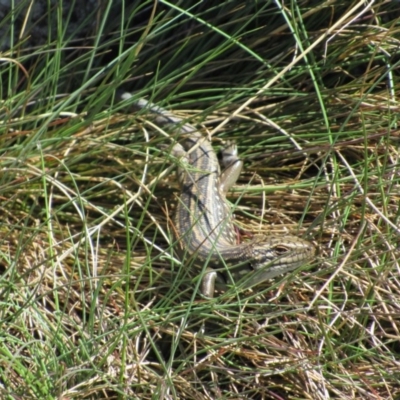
[{"left": 1, "top": 0, "right": 399, "bottom": 398}]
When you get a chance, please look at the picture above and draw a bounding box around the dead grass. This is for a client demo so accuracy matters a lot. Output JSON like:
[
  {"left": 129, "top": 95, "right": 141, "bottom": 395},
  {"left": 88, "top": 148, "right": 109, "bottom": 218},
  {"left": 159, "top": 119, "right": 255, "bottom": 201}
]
[{"left": 1, "top": 1, "right": 400, "bottom": 399}]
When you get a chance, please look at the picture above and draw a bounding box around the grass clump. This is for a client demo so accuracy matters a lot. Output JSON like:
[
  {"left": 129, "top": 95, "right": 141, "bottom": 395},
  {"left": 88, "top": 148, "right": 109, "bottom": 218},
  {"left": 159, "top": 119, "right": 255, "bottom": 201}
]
[{"left": 0, "top": 1, "right": 399, "bottom": 399}]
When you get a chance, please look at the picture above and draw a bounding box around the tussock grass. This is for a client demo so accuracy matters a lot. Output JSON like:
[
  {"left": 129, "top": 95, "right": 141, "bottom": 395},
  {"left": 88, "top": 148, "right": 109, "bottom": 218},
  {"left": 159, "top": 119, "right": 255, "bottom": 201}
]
[{"left": 1, "top": 1, "right": 400, "bottom": 399}]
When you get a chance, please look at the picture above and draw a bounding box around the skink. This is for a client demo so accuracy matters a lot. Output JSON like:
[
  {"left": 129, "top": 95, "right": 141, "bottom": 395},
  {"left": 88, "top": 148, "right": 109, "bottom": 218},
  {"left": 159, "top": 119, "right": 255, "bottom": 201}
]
[{"left": 127, "top": 95, "right": 315, "bottom": 297}]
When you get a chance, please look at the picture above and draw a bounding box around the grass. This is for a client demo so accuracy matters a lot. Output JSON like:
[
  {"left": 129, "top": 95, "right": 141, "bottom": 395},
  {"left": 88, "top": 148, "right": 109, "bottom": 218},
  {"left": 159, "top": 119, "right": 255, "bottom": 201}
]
[{"left": 1, "top": 0, "right": 400, "bottom": 399}]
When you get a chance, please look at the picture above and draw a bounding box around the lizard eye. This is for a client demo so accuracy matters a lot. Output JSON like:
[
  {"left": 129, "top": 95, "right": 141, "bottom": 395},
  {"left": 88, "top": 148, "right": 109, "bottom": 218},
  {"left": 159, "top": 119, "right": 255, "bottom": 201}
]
[{"left": 275, "top": 245, "right": 291, "bottom": 255}]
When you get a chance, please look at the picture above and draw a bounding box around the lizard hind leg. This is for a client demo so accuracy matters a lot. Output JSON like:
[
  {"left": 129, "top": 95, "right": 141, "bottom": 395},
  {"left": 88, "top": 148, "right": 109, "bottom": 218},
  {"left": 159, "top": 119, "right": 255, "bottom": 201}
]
[{"left": 219, "top": 140, "right": 243, "bottom": 196}]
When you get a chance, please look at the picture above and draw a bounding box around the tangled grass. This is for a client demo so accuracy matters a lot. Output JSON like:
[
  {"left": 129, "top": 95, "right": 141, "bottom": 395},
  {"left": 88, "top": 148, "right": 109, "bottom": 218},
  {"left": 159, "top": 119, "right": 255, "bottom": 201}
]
[{"left": 1, "top": 1, "right": 400, "bottom": 399}]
